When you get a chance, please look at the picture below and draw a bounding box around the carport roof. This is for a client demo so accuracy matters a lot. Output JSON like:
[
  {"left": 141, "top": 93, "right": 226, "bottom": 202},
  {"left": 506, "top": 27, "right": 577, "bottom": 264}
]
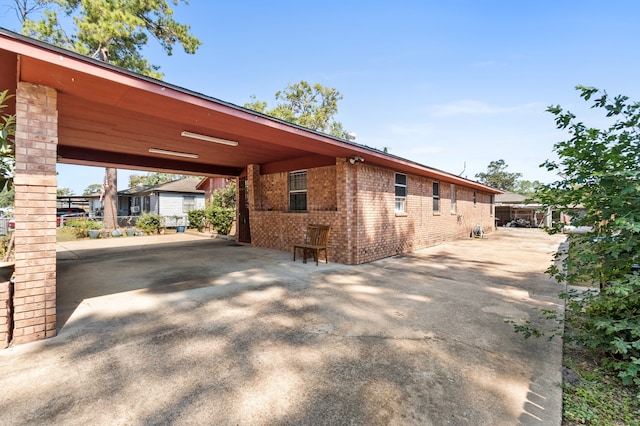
[{"left": 0, "top": 28, "right": 500, "bottom": 193}]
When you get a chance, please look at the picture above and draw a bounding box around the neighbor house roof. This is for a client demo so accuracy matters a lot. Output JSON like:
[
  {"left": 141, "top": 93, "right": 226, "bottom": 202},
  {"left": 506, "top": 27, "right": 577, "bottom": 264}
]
[
  {"left": 0, "top": 28, "right": 501, "bottom": 194},
  {"left": 119, "top": 177, "right": 204, "bottom": 196},
  {"left": 495, "top": 193, "right": 528, "bottom": 204}
]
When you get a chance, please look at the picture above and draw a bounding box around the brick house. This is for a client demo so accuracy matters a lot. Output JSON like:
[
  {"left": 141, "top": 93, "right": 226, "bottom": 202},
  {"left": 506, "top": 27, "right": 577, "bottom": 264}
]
[
  {"left": 0, "top": 29, "right": 500, "bottom": 346},
  {"left": 244, "top": 162, "right": 498, "bottom": 265}
]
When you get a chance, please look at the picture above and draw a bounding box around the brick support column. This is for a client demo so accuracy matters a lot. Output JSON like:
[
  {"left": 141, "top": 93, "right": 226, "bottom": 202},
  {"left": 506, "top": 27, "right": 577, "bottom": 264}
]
[
  {"left": 12, "top": 83, "right": 58, "bottom": 344},
  {"left": 246, "top": 164, "right": 261, "bottom": 239},
  {"left": 336, "top": 158, "right": 358, "bottom": 264}
]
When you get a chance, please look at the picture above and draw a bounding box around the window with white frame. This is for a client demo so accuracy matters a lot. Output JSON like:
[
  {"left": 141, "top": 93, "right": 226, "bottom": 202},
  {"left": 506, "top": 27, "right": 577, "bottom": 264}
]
[
  {"left": 432, "top": 181, "right": 440, "bottom": 212},
  {"left": 183, "top": 196, "right": 195, "bottom": 212},
  {"left": 289, "top": 170, "right": 307, "bottom": 212},
  {"left": 395, "top": 173, "right": 407, "bottom": 213},
  {"left": 450, "top": 184, "right": 456, "bottom": 213}
]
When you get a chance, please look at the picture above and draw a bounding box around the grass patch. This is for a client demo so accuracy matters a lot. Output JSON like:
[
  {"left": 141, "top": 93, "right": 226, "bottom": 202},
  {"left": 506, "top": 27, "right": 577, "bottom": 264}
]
[
  {"left": 56, "top": 227, "right": 79, "bottom": 242},
  {"left": 563, "top": 327, "right": 640, "bottom": 425}
]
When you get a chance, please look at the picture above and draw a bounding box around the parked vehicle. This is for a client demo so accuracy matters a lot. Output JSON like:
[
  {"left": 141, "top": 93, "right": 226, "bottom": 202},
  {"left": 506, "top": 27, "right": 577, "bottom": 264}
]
[
  {"left": 9, "top": 208, "right": 88, "bottom": 229},
  {"left": 56, "top": 208, "right": 87, "bottom": 226}
]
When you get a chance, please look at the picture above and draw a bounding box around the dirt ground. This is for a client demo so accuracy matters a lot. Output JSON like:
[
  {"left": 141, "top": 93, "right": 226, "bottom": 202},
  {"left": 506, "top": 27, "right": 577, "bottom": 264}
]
[{"left": 0, "top": 228, "right": 566, "bottom": 425}]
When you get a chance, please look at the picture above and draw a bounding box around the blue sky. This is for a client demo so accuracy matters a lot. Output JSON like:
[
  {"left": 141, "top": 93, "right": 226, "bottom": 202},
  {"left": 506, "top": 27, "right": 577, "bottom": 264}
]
[{"left": 1, "top": 1, "right": 639, "bottom": 194}]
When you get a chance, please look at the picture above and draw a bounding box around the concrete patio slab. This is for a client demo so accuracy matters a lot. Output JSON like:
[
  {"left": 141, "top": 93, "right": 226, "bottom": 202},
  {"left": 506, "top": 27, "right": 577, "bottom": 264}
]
[{"left": 0, "top": 228, "right": 566, "bottom": 425}]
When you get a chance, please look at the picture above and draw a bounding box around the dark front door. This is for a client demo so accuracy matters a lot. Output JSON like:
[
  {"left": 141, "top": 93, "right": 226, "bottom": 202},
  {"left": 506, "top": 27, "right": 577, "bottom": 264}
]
[{"left": 238, "top": 178, "right": 251, "bottom": 243}]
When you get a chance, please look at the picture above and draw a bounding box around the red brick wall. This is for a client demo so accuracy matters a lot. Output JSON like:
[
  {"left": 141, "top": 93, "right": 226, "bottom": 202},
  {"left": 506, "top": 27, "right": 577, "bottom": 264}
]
[
  {"left": 248, "top": 162, "right": 347, "bottom": 263},
  {"left": 254, "top": 166, "right": 337, "bottom": 212},
  {"left": 11, "top": 83, "right": 58, "bottom": 344},
  {"left": 355, "top": 164, "right": 495, "bottom": 263},
  {"left": 247, "top": 159, "right": 496, "bottom": 265}
]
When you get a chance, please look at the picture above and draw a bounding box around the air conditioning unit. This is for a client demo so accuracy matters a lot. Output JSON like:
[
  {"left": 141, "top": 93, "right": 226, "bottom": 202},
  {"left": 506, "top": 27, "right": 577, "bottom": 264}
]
[{"left": 131, "top": 206, "right": 140, "bottom": 213}]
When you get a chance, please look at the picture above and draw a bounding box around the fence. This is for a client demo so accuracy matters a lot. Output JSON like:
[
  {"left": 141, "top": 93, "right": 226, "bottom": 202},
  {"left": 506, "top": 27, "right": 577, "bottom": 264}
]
[
  {"left": 0, "top": 217, "right": 8, "bottom": 236},
  {"left": 4, "top": 214, "right": 190, "bottom": 233},
  {"left": 78, "top": 214, "right": 189, "bottom": 229}
]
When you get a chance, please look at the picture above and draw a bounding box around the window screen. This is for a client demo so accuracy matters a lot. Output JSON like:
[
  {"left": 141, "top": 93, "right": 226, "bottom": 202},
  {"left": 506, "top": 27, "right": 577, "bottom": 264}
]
[
  {"left": 433, "top": 182, "right": 440, "bottom": 212},
  {"left": 183, "top": 196, "right": 195, "bottom": 212},
  {"left": 289, "top": 170, "right": 307, "bottom": 212},
  {"left": 395, "top": 173, "right": 407, "bottom": 213},
  {"left": 450, "top": 184, "right": 456, "bottom": 213}
]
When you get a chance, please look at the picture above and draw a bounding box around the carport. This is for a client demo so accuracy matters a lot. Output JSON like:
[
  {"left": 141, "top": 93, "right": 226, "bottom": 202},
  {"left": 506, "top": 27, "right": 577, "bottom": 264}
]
[
  {"left": 0, "top": 28, "right": 502, "bottom": 347},
  {"left": 0, "top": 28, "right": 405, "bottom": 346}
]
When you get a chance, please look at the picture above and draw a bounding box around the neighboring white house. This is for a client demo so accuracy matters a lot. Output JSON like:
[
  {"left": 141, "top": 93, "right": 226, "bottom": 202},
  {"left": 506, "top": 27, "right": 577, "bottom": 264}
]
[
  {"left": 123, "top": 177, "right": 205, "bottom": 217},
  {"left": 89, "top": 177, "right": 205, "bottom": 226}
]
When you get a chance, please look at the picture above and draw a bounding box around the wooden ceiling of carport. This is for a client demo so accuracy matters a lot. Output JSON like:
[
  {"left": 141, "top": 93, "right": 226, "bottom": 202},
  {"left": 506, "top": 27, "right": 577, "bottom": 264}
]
[{"left": 0, "top": 29, "right": 501, "bottom": 193}]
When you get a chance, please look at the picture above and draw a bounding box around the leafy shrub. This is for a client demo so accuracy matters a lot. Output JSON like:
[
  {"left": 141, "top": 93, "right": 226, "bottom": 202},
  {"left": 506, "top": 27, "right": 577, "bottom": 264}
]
[
  {"left": 0, "top": 234, "right": 11, "bottom": 260},
  {"left": 205, "top": 206, "right": 234, "bottom": 235},
  {"left": 188, "top": 205, "right": 235, "bottom": 234},
  {"left": 211, "top": 182, "right": 236, "bottom": 208},
  {"left": 66, "top": 218, "right": 102, "bottom": 238},
  {"left": 533, "top": 86, "right": 640, "bottom": 388},
  {"left": 136, "top": 213, "right": 164, "bottom": 234},
  {"left": 563, "top": 275, "right": 640, "bottom": 387},
  {"left": 187, "top": 209, "right": 206, "bottom": 232}
]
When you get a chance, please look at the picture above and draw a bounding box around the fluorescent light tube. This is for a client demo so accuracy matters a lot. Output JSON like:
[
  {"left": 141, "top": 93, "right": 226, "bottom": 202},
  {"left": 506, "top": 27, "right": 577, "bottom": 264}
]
[
  {"left": 148, "top": 148, "right": 199, "bottom": 159},
  {"left": 181, "top": 131, "right": 238, "bottom": 146}
]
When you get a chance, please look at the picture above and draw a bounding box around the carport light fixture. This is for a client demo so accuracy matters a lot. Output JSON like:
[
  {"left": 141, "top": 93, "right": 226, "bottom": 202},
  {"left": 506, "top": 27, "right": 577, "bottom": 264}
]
[
  {"left": 148, "top": 148, "right": 199, "bottom": 159},
  {"left": 181, "top": 131, "right": 238, "bottom": 147}
]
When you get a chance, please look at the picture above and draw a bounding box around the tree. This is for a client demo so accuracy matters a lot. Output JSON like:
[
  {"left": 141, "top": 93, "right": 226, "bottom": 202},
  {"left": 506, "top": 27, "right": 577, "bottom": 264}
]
[
  {"left": 513, "top": 179, "right": 543, "bottom": 197},
  {"left": 83, "top": 183, "right": 103, "bottom": 195},
  {"left": 0, "top": 187, "right": 15, "bottom": 208},
  {"left": 211, "top": 182, "right": 236, "bottom": 208},
  {"left": 0, "top": 89, "right": 15, "bottom": 192},
  {"left": 16, "top": 0, "right": 201, "bottom": 79},
  {"left": 128, "top": 172, "right": 190, "bottom": 188},
  {"left": 103, "top": 167, "right": 117, "bottom": 229},
  {"left": 475, "top": 159, "right": 522, "bottom": 191},
  {"left": 12, "top": 0, "right": 201, "bottom": 229},
  {"left": 245, "top": 81, "right": 348, "bottom": 138},
  {"left": 537, "top": 86, "right": 640, "bottom": 387},
  {"left": 56, "top": 187, "right": 73, "bottom": 196}
]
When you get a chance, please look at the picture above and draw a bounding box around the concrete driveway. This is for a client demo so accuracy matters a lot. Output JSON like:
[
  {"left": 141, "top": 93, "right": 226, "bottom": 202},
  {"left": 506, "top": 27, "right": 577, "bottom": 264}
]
[{"left": 0, "top": 229, "right": 566, "bottom": 425}]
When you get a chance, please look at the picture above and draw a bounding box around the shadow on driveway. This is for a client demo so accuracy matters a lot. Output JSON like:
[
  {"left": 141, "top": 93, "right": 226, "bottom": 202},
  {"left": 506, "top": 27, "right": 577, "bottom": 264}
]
[{"left": 0, "top": 229, "right": 566, "bottom": 425}]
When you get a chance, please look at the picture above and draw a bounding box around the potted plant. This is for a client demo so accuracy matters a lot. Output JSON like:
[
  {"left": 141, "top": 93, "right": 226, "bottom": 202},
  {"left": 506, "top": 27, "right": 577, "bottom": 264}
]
[
  {"left": 124, "top": 216, "right": 136, "bottom": 236},
  {"left": 66, "top": 218, "right": 102, "bottom": 239}
]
